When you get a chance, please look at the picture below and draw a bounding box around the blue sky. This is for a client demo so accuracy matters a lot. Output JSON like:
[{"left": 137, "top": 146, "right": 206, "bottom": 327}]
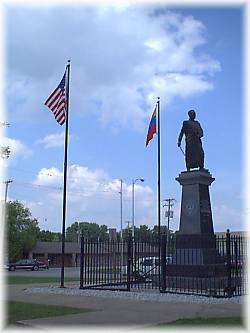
[{"left": 3, "top": 4, "right": 244, "bottom": 232}]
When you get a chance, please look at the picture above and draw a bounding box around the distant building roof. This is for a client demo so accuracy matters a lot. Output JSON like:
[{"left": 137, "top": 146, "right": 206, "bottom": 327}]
[
  {"left": 31, "top": 232, "right": 247, "bottom": 255},
  {"left": 31, "top": 240, "right": 157, "bottom": 255},
  {"left": 32, "top": 241, "right": 81, "bottom": 254}
]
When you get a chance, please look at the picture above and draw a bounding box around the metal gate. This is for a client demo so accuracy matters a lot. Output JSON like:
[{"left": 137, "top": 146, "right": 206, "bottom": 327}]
[
  {"left": 79, "top": 231, "right": 247, "bottom": 297},
  {"left": 79, "top": 235, "right": 159, "bottom": 291}
]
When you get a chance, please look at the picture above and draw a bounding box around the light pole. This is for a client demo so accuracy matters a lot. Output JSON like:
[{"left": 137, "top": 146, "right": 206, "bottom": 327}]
[
  {"left": 131, "top": 178, "right": 144, "bottom": 240},
  {"left": 119, "top": 179, "right": 124, "bottom": 265},
  {"left": 3, "top": 180, "right": 13, "bottom": 243}
]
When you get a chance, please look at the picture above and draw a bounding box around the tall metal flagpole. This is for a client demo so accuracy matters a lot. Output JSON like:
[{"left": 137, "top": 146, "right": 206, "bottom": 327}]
[
  {"left": 157, "top": 97, "right": 161, "bottom": 240},
  {"left": 157, "top": 97, "right": 161, "bottom": 289},
  {"left": 60, "top": 60, "right": 71, "bottom": 288}
]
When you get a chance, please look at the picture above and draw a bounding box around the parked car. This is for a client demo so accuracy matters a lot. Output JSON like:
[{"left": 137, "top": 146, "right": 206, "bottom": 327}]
[
  {"left": 139, "top": 256, "right": 173, "bottom": 275},
  {"left": 122, "top": 256, "right": 173, "bottom": 278},
  {"left": 1, "top": 263, "right": 9, "bottom": 270},
  {"left": 7, "top": 259, "right": 49, "bottom": 271}
]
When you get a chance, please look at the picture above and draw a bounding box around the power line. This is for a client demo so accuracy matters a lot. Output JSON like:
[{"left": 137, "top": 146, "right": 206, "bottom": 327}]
[
  {"left": 8, "top": 166, "right": 126, "bottom": 191},
  {"left": 10, "top": 180, "right": 154, "bottom": 203},
  {"left": 11, "top": 178, "right": 152, "bottom": 197},
  {"left": 13, "top": 181, "right": 63, "bottom": 192},
  {"left": 11, "top": 180, "right": 119, "bottom": 196},
  {"left": 8, "top": 166, "right": 111, "bottom": 185}
]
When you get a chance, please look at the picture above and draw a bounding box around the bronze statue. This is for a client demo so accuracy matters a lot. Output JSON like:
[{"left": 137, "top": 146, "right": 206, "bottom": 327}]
[{"left": 178, "top": 110, "right": 204, "bottom": 171}]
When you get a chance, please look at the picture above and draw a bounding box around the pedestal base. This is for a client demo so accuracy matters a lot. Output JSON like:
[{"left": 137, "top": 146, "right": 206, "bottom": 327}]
[
  {"left": 166, "top": 263, "right": 227, "bottom": 278},
  {"left": 164, "top": 276, "right": 241, "bottom": 296},
  {"left": 172, "top": 234, "right": 225, "bottom": 265},
  {"left": 172, "top": 170, "right": 220, "bottom": 280},
  {"left": 176, "top": 169, "right": 215, "bottom": 234}
]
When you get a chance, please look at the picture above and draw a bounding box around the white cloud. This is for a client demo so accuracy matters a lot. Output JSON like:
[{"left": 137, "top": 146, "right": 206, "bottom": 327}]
[
  {"left": 34, "top": 164, "right": 153, "bottom": 202},
  {"left": 35, "top": 167, "right": 63, "bottom": 186},
  {"left": 6, "top": 6, "right": 220, "bottom": 131},
  {"left": 1, "top": 137, "right": 32, "bottom": 160},
  {"left": 37, "top": 132, "right": 65, "bottom": 148},
  {"left": 213, "top": 204, "right": 243, "bottom": 231},
  {"left": 32, "top": 163, "right": 155, "bottom": 230},
  {"left": 149, "top": 73, "right": 213, "bottom": 101},
  {"left": 144, "top": 39, "right": 164, "bottom": 52}
]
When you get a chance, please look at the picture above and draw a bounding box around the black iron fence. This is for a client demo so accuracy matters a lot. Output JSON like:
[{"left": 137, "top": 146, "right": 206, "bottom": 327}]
[{"left": 79, "top": 231, "right": 247, "bottom": 297}]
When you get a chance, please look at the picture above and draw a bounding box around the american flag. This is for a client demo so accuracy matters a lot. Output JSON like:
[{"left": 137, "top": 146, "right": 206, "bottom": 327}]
[{"left": 44, "top": 71, "right": 67, "bottom": 125}]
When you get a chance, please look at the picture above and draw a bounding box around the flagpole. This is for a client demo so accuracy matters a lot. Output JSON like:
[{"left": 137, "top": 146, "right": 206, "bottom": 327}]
[
  {"left": 157, "top": 97, "right": 161, "bottom": 240},
  {"left": 60, "top": 60, "right": 71, "bottom": 288},
  {"left": 157, "top": 97, "right": 161, "bottom": 288}
]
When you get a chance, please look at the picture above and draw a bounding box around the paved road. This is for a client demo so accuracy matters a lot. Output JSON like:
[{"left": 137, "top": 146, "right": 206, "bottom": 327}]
[{"left": 5, "top": 283, "right": 244, "bottom": 328}]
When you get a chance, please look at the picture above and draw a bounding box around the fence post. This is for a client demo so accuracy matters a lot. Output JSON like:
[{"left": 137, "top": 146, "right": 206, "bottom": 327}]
[
  {"left": 79, "top": 231, "right": 84, "bottom": 289},
  {"left": 234, "top": 240, "right": 238, "bottom": 277},
  {"left": 226, "top": 229, "right": 232, "bottom": 297},
  {"left": 127, "top": 232, "right": 132, "bottom": 291},
  {"left": 160, "top": 233, "right": 167, "bottom": 293}
]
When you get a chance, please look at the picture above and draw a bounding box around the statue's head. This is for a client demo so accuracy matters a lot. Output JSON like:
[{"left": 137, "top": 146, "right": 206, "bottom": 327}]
[{"left": 188, "top": 110, "right": 196, "bottom": 120}]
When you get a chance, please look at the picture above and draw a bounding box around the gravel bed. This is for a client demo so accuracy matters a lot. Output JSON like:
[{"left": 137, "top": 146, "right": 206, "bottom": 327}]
[{"left": 24, "top": 284, "right": 245, "bottom": 304}]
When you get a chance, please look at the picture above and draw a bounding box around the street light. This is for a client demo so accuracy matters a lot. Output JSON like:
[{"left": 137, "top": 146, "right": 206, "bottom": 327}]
[{"left": 132, "top": 178, "right": 144, "bottom": 239}]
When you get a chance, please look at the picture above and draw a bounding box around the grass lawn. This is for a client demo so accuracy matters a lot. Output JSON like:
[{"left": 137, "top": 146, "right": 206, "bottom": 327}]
[
  {"left": 7, "top": 275, "right": 79, "bottom": 285},
  {"left": 156, "top": 316, "right": 244, "bottom": 327},
  {"left": 6, "top": 301, "right": 93, "bottom": 325}
]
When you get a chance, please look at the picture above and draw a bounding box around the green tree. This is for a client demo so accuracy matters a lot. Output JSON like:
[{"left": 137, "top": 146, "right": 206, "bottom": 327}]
[
  {"left": 66, "top": 221, "right": 109, "bottom": 241},
  {"left": 7, "top": 201, "right": 40, "bottom": 262},
  {"left": 151, "top": 225, "right": 168, "bottom": 240},
  {"left": 134, "top": 225, "right": 152, "bottom": 241},
  {"left": 66, "top": 222, "right": 80, "bottom": 242},
  {"left": 38, "top": 230, "right": 62, "bottom": 242},
  {"left": 99, "top": 225, "right": 109, "bottom": 241}
]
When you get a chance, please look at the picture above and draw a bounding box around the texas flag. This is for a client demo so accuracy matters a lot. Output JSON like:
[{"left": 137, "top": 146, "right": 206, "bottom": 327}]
[{"left": 145, "top": 107, "right": 157, "bottom": 147}]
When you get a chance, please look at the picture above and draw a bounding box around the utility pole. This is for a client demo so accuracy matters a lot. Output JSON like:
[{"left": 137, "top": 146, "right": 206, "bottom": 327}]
[
  {"left": 163, "top": 198, "right": 176, "bottom": 258},
  {"left": 125, "top": 220, "right": 131, "bottom": 230},
  {"left": 3, "top": 180, "right": 13, "bottom": 229},
  {"left": 4, "top": 180, "right": 13, "bottom": 204}
]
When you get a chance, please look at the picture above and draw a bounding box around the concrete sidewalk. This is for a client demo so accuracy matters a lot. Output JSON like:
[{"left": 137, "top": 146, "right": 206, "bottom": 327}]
[{"left": 5, "top": 284, "right": 244, "bottom": 328}]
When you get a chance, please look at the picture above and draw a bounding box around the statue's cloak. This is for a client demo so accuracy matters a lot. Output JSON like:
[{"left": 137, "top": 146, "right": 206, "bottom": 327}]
[{"left": 180, "top": 120, "right": 204, "bottom": 170}]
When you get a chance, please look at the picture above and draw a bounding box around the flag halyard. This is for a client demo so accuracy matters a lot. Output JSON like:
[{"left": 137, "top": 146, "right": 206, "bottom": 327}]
[{"left": 45, "top": 71, "right": 67, "bottom": 125}]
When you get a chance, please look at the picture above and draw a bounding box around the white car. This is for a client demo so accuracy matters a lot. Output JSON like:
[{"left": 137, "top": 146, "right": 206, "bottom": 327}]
[{"left": 121, "top": 256, "right": 172, "bottom": 278}]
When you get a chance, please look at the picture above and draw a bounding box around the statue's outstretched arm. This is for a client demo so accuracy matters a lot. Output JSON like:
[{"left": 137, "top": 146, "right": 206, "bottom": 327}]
[{"left": 178, "top": 123, "right": 184, "bottom": 147}]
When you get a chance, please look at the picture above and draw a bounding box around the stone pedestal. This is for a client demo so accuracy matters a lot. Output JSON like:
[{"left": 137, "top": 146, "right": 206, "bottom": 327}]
[
  {"left": 174, "top": 169, "right": 217, "bottom": 266},
  {"left": 166, "top": 169, "right": 226, "bottom": 288},
  {"left": 176, "top": 169, "right": 215, "bottom": 235}
]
